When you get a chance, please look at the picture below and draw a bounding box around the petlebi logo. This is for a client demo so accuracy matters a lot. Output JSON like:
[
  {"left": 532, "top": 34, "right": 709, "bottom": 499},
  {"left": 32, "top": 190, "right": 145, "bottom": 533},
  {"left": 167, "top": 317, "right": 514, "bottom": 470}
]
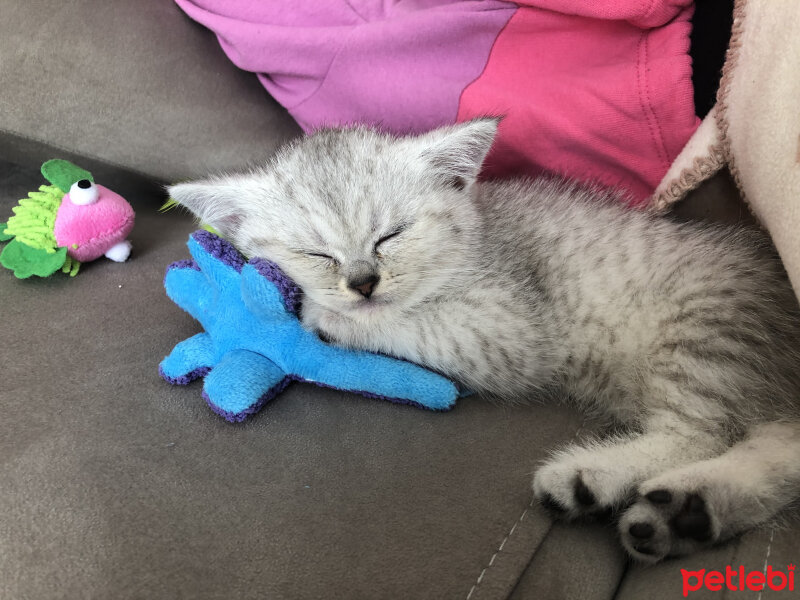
[{"left": 682, "top": 564, "right": 795, "bottom": 596}]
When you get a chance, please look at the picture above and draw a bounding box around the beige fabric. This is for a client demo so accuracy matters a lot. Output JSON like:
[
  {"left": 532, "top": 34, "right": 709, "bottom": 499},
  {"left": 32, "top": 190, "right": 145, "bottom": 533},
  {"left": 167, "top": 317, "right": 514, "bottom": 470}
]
[
  {"left": 651, "top": 0, "right": 800, "bottom": 300},
  {"left": 651, "top": 106, "right": 726, "bottom": 210}
]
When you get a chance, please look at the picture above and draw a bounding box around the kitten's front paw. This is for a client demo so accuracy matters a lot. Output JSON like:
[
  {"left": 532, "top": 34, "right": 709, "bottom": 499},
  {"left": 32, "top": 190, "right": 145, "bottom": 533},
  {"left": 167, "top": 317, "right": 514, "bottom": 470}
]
[
  {"left": 301, "top": 302, "right": 346, "bottom": 342},
  {"left": 619, "top": 481, "right": 720, "bottom": 563},
  {"left": 532, "top": 451, "right": 635, "bottom": 520}
]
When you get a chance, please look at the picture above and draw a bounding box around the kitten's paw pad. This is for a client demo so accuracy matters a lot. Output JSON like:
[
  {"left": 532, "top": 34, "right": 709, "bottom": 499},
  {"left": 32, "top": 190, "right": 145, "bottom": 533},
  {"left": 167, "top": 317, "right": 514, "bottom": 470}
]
[
  {"left": 620, "top": 487, "right": 719, "bottom": 563},
  {"left": 644, "top": 489, "right": 672, "bottom": 504},
  {"left": 532, "top": 463, "right": 622, "bottom": 520},
  {"left": 671, "top": 494, "right": 713, "bottom": 541},
  {"left": 574, "top": 476, "right": 598, "bottom": 507},
  {"left": 539, "top": 492, "right": 569, "bottom": 515}
]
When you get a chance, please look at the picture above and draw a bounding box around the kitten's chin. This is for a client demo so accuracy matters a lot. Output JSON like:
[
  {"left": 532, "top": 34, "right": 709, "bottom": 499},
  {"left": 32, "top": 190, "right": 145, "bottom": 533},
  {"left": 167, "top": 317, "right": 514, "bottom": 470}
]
[
  {"left": 308, "top": 292, "right": 405, "bottom": 325},
  {"left": 345, "top": 296, "right": 394, "bottom": 317}
]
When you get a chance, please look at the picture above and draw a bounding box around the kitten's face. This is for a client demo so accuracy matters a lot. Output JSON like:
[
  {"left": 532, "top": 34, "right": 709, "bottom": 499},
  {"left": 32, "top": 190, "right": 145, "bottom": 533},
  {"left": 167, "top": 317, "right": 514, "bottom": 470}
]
[{"left": 170, "top": 119, "right": 497, "bottom": 318}]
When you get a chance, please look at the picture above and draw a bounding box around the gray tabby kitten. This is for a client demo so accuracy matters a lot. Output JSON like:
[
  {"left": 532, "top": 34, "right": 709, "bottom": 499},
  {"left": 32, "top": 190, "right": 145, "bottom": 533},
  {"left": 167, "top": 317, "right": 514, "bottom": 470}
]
[{"left": 170, "top": 119, "right": 800, "bottom": 562}]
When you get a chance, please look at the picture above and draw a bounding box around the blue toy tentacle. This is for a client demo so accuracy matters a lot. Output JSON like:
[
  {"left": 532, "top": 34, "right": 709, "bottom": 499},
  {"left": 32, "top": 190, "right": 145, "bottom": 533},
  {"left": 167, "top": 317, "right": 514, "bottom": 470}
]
[
  {"left": 187, "top": 234, "right": 243, "bottom": 290},
  {"left": 293, "top": 338, "right": 458, "bottom": 410},
  {"left": 159, "top": 333, "right": 216, "bottom": 384},
  {"left": 241, "top": 262, "right": 298, "bottom": 320},
  {"left": 202, "top": 349, "right": 289, "bottom": 422},
  {"left": 164, "top": 267, "right": 216, "bottom": 326}
]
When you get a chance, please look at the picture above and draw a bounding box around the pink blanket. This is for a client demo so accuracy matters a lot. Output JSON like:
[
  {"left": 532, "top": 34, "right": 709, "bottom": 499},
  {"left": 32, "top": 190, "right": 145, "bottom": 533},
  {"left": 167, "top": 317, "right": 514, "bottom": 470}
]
[{"left": 175, "top": 0, "right": 699, "bottom": 205}]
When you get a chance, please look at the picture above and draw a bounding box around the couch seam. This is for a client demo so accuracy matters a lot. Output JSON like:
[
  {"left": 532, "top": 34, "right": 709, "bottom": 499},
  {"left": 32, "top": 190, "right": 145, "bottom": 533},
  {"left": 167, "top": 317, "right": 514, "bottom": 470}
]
[
  {"left": 464, "top": 423, "right": 588, "bottom": 600},
  {"left": 465, "top": 499, "right": 539, "bottom": 600},
  {"left": 755, "top": 526, "right": 776, "bottom": 600}
]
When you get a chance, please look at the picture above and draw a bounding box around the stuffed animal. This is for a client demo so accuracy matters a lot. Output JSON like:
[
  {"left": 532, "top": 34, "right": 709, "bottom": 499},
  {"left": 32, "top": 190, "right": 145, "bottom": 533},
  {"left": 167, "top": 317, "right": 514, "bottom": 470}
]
[
  {"left": 160, "top": 230, "right": 460, "bottom": 421},
  {"left": 0, "top": 159, "right": 135, "bottom": 278}
]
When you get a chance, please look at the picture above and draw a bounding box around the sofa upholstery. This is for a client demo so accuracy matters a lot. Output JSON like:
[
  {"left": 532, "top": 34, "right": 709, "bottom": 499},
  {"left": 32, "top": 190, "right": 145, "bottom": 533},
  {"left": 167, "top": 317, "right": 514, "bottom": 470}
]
[
  {"left": 0, "top": 0, "right": 299, "bottom": 181},
  {"left": 1, "top": 1, "right": 797, "bottom": 599}
]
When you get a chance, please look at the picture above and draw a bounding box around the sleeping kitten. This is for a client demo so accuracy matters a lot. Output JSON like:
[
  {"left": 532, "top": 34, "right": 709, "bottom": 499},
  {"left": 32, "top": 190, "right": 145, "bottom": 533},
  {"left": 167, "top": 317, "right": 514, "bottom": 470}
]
[{"left": 170, "top": 119, "right": 800, "bottom": 562}]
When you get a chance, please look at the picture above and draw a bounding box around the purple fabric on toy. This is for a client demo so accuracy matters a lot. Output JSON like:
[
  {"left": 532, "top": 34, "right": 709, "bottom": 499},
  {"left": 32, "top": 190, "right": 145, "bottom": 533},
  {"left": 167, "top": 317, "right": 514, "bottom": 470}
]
[
  {"left": 202, "top": 374, "right": 429, "bottom": 422},
  {"left": 202, "top": 372, "right": 430, "bottom": 423},
  {"left": 202, "top": 377, "right": 292, "bottom": 422},
  {"left": 190, "top": 233, "right": 304, "bottom": 313},
  {"left": 165, "top": 259, "right": 200, "bottom": 285},
  {"left": 168, "top": 259, "right": 200, "bottom": 271},
  {"left": 192, "top": 229, "right": 245, "bottom": 271},
  {"left": 158, "top": 364, "right": 211, "bottom": 386},
  {"left": 250, "top": 257, "right": 303, "bottom": 315}
]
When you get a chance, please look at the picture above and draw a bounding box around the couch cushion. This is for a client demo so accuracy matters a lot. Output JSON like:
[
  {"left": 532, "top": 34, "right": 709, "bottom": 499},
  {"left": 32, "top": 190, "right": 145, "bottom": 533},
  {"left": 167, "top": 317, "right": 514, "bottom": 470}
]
[{"left": 0, "top": 0, "right": 300, "bottom": 183}]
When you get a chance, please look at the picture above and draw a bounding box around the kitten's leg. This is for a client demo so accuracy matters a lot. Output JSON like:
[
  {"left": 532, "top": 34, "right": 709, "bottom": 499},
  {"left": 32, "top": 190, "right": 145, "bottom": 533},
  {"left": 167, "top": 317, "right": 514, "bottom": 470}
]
[
  {"left": 620, "top": 421, "right": 800, "bottom": 562},
  {"left": 532, "top": 413, "right": 727, "bottom": 519}
]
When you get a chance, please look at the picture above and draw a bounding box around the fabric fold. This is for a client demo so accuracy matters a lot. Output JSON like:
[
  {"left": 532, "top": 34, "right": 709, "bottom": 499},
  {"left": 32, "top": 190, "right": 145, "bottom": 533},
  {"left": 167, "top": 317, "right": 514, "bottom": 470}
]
[{"left": 175, "top": 0, "right": 699, "bottom": 204}]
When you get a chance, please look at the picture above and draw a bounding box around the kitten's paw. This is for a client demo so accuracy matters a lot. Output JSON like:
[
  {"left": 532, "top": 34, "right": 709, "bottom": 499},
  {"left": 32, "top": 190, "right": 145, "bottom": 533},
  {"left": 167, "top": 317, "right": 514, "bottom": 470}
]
[
  {"left": 532, "top": 453, "right": 634, "bottom": 520},
  {"left": 619, "top": 482, "right": 719, "bottom": 562},
  {"left": 300, "top": 302, "right": 348, "bottom": 342}
]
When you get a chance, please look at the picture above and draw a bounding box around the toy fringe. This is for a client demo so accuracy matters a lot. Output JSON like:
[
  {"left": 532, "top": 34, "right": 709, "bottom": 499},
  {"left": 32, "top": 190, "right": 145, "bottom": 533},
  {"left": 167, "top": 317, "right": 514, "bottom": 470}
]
[{"left": 4, "top": 184, "right": 64, "bottom": 252}]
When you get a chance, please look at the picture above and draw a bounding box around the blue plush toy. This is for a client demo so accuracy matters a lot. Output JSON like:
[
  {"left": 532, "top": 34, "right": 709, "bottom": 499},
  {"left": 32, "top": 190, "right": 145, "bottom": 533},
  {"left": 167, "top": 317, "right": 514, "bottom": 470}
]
[{"left": 160, "top": 230, "right": 459, "bottom": 421}]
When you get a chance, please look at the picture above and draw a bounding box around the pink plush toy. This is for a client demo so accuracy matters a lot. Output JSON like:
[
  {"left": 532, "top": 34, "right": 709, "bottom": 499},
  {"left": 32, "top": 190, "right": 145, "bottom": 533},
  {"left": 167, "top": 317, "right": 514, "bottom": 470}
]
[
  {"left": 54, "top": 180, "right": 135, "bottom": 263},
  {"left": 0, "top": 159, "right": 135, "bottom": 278}
]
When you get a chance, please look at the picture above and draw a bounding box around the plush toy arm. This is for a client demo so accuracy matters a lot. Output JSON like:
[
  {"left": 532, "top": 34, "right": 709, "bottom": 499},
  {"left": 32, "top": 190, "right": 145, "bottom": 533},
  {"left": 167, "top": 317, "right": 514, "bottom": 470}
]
[
  {"left": 159, "top": 332, "right": 215, "bottom": 384},
  {"left": 202, "top": 349, "right": 289, "bottom": 422},
  {"left": 163, "top": 264, "right": 217, "bottom": 324},
  {"left": 187, "top": 232, "right": 244, "bottom": 289},
  {"left": 241, "top": 262, "right": 300, "bottom": 320},
  {"left": 293, "top": 338, "right": 458, "bottom": 411}
]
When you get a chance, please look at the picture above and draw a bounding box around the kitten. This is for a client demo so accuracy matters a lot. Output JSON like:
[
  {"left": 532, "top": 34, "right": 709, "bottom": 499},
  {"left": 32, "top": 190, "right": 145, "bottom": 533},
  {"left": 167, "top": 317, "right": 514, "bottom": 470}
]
[{"left": 170, "top": 119, "right": 800, "bottom": 562}]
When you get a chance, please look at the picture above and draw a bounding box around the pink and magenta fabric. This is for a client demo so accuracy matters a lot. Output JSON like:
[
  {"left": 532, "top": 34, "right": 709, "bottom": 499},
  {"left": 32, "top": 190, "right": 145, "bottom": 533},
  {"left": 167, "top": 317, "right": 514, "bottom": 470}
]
[{"left": 175, "top": 0, "right": 699, "bottom": 205}]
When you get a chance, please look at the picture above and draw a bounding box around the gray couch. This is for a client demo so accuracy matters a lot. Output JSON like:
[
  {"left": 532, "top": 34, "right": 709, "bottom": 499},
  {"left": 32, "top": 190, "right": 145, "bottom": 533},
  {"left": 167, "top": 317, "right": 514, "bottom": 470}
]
[{"left": 1, "top": 2, "right": 796, "bottom": 599}]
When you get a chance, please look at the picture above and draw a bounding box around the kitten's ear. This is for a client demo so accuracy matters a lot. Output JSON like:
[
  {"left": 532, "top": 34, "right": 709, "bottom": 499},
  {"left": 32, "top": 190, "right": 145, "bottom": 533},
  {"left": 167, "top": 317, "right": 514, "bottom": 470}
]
[
  {"left": 417, "top": 117, "right": 500, "bottom": 189},
  {"left": 167, "top": 178, "right": 246, "bottom": 239}
]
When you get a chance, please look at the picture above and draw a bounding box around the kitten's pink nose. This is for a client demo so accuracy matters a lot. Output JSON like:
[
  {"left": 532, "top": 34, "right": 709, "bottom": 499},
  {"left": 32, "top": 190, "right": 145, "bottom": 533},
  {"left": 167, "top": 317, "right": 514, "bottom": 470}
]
[{"left": 349, "top": 275, "right": 379, "bottom": 299}]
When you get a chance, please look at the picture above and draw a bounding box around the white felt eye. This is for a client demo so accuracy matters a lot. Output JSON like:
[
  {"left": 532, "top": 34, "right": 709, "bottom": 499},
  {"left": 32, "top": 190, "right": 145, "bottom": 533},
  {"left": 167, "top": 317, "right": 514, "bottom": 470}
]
[{"left": 69, "top": 179, "right": 99, "bottom": 205}]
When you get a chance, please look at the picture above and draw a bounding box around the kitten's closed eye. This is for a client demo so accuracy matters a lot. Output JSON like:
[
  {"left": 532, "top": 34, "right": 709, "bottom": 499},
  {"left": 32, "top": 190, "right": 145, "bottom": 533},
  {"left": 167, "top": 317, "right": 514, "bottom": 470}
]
[
  {"left": 375, "top": 226, "right": 407, "bottom": 251},
  {"left": 306, "top": 252, "right": 339, "bottom": 265}
]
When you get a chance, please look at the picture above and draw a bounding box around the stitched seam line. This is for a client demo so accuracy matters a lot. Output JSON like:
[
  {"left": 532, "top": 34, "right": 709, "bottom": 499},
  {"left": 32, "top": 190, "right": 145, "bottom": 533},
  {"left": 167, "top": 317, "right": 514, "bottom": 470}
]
[
  {"left": 636, "top": 32, "right": 671, "bottom": 170},
  {"left": 464, "top": 425, "right": 587, "bottom": 599},
  {"left": 649, "top": 142, "right": 727, "bottom": 211},
  {"left": 640, "top": 0, "right": 660, "bottom": 25},
  {"left": 756, "top": 526, "right": 776, "bottom": 600},
  {"left": 60, "top": 215, "right": 134, "bottom": 249},
  {"left": 465, "top": 500, "right": 535, "bottom": 600}
]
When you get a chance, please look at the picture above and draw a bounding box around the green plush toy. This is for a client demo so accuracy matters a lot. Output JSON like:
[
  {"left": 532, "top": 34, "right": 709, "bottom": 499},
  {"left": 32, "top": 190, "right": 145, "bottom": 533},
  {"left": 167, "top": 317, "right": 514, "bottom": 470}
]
[{"left": 0, "top": 159, "right": 135, "bottom": 278}]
